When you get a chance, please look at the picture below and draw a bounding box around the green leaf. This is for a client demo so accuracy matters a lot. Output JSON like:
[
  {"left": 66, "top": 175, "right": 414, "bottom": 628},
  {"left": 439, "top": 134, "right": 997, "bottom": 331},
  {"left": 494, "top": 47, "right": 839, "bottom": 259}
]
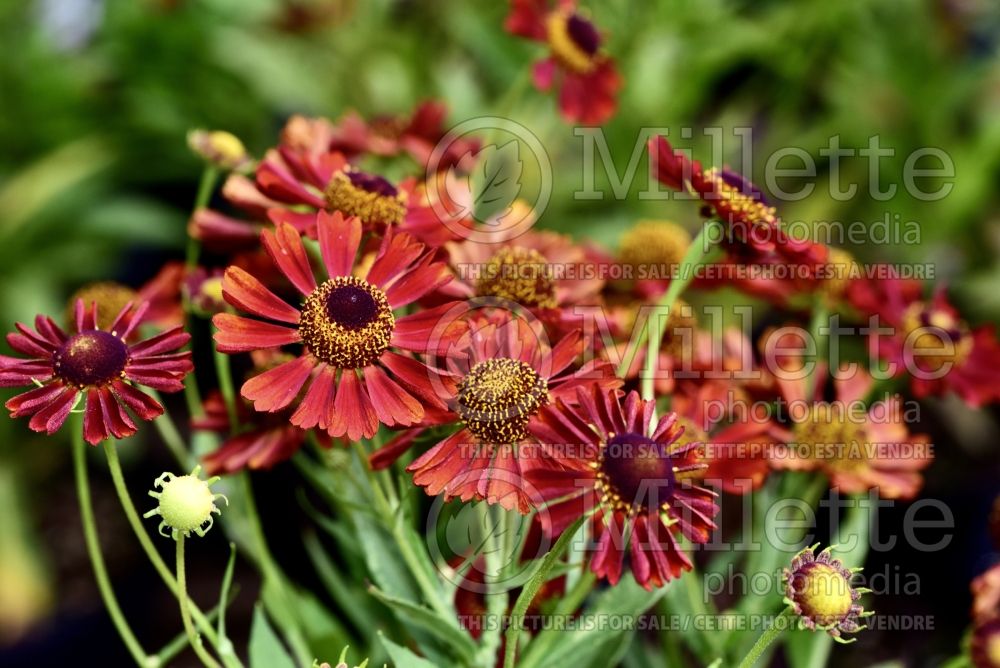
[
  {"left": 249, "top": 605, "right": 297, "bottom": 668},
  {"left": 378, "top": 632, "right": 438, "bottom": 668},
  {"left": 367, "top": 585, "right": 477, "bottom": 664},
  {"left": 471, "top": 139, "right": 522, "bottom": 224}
]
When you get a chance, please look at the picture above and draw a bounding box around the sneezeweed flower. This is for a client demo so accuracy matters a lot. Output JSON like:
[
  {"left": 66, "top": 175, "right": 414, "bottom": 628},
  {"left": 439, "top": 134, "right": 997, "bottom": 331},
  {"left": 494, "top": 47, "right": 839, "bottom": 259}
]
[
  {"left": 376, "top": 312, "right": 621, "bottom": 513},
  {"left": 860, "top": 281, "right": 1000, "bottom": 407},
  {"left": 213, "top": 213, "right": 463, "bottom": 440},
  {"left": 772, "top": 356, "right": 932, "bottom": 499},
  {"left": 648, "top": 136, "right": 826, "bottom": 268},
  {"left": 783, "top": 545, "right": 871, "bottom": 641},
  {"left": 616, "top": 219, "right": 690, "bottom": 291},
  {"left": 505, "top": 0, "right": 622, "bottom": 125},
  {"left": 144, "top": 465, "right": 227, "bottom": 539},
  {"left": 529, "top": 387, "right": 719, "bottom": 589},
  {"left": 0, "top": 300, "right": 193, "bottom": 445}
]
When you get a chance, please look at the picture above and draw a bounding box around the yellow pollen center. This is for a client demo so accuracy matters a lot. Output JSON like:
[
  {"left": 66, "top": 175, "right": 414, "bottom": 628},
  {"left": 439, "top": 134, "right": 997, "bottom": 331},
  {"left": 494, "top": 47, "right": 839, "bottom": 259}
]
[
  {"left": 618, "top": 220, "right": 691, "bottom": 274},
  {"left": 456, "top": 358, "right": 549, "bottom": 443},
  {"left": 476, "top": 247, "right": 557, "bottom": 309},
  {"left": 792, "top": 403, "right": 868, "bottom": 472},
  {"left": 704, "top": 168, "right": 779, "bottom": 229},
  {"left": 298, "top": 277, "right": 394, "bottom": 369},
  {"left": 793, "top": 563, "right": 854, "bottom": 626},
  {"left": 324, "top": 170, "right": 407, "bottom": 226}
]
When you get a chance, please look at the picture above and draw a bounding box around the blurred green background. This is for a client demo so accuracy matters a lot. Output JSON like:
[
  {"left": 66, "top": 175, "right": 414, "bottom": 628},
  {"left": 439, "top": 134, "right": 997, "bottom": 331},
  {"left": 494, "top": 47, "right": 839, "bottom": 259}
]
[{"left": 1, "top": 0, "right": 999, "bottom": 665}]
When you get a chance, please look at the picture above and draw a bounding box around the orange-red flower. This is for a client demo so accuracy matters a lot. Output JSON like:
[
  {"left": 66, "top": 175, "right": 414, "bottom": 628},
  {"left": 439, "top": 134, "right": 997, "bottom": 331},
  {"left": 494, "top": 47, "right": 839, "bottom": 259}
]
[
  {"left": 374, "top": 312, "right": 620, "bottom": 513},
  {"left": 212, "top": 212, "right": 464, "bottom": 440},
  {"left": 505, "top": 0, "right": 621, "bottom": 125}
]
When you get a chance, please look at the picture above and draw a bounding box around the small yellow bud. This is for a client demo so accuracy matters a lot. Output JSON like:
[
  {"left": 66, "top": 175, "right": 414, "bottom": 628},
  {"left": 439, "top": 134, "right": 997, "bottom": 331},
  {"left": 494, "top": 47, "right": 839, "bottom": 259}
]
[{"left": 187, "top": 129, "right": 251, "bottom": 171}]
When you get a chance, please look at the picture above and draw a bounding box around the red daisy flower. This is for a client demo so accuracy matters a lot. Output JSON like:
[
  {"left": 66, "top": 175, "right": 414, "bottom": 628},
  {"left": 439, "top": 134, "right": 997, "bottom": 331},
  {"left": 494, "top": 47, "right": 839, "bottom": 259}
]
[
  {"left": 212, "top": 212, "right": 463, "bottom": 440},
  {"left": 648, "top": 135, "right": 827, "bottom": 269},
  {"left": 528, "top": 387, "right": 719, "bottom": 589},
  {"left": 372, "top": 312, "right": 621, "bottom": 512},
  {"left": 0, "top": 300, "right": 193, "bottom": 445},
  {"left": 854, "top": 280, "right": 1000, "bottom": 407},
  {"left": 505, "top": 0, "right": 622, "bottom": 125}
]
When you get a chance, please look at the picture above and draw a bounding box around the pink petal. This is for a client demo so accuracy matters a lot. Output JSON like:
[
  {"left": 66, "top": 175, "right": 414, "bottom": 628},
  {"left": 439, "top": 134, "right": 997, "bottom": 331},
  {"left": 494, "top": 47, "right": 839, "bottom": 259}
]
[
  {"left": 363, "top": 365, "right": 423, "bottom": 427},
  {"left": 222, "top": 266, "right": 301, "bottom": 324}
]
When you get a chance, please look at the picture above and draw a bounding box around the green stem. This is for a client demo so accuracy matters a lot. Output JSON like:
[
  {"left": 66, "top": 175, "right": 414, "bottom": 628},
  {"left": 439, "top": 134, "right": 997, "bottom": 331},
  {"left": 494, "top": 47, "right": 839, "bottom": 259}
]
[
  {"left": 212, "top": 341, "right": 239, "bottom": 434},
  {"left": 738, "top": 608, "right": 794, "bottom": 668},
  {"left": 240, "top": 473, "right": 313, "bottom": 667},
  {"left": 805, "top": 301, "right": 829, "bottom": 400},
  {"left": 146, "top": 389, "right": 190, "bottom": 466},
  {"left": 502, "top": 515, "right": 586, "bottom": 668},
  {"left": 177, "top": 536, "right": 223, "bottom": 668},
  {"left": 187, "top": 166, "right": 219, "bottom": 269},
  {"left": 101, "top": 442, "right": 243, "bottom": 667},
  {"left": 620, "top": 220, "right": 722, "bottom": 396},
  {"left": 73, "top": 429, "right": 153, "bottom": 668}
]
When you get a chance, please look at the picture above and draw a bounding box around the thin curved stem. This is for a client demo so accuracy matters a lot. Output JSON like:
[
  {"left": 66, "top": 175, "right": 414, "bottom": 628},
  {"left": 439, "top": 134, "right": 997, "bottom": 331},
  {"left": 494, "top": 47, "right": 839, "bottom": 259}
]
[
  {"left": 502, "top": 515, "right": 587, "bottom": 668},
  {"left": 177, "top": 536, "right": 223, "bottom": 668},
  {"left": 738, "top": 608, "right": 794, "bottom": 668},
  {"left": 73, "top": 429, "right": 153, "bottom": 667},
  {"left": 621, "top": 220, "right": 723, "bottom": 399},
  {"left": 101, "top": 441, "right": 244, "bottom": 667}
]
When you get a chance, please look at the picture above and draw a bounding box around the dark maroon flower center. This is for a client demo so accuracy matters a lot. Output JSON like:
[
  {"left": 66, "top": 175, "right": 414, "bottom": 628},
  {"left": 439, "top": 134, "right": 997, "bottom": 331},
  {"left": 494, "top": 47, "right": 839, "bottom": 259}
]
[
  {"left": 347, "top": 171, "right": 398, "bottom": 197},
  {"left": 567, "top": 14, "right": 600, "bottom": 55},
  {"left": 54, "top": 330, "right": 129, "bottom": 387},
  {"left": 325, "top": 284, "right": 378, "bottom": 330},
  {"left": 600, "top": 432, "right": 676, "bottom": 510}
]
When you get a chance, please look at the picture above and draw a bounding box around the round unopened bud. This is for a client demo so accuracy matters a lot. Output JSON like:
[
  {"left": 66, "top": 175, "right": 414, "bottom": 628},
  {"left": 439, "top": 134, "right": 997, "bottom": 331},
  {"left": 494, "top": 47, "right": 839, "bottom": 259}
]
[
  {"left": 187, "top": 129, "right": 252, "bottom": 171},
  {"left": 783, "top": 544, "right": 871, "bottom": 642},
  {"left": 144, "top": 466, "right": 227, "bottom": 539}
]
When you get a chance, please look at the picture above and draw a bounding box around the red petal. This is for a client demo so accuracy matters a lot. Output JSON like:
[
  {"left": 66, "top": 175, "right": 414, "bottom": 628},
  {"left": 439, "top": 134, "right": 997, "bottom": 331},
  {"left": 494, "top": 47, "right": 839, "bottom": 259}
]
[
  {"left": 362, "top": 365, "right": 423, "bottom": 427},
  {"left": 27, "top": 386, "right": 78, "bottom": 435},
  {"left": 330, "top": 371, "right": 378, "bottom": 440},
  {"left": 241, "top": 355, "right": 314, "bottom": 412},
  {"left": 212, "top": 313, "right": 300, "bottom": 352},
  {"left": 261, "top": 223, "right": 317, "bottom": 295},
  {"left": 222, "top": 266, "right": 301, "bottom": 324},
  {"left": 290, "top": 364, "right": 337, "bottom": 430},
  {"left": 112, "top": 380, "right": 164, "bottom": 422},
  {"left": 317, "top": 210, "right": 361, "bottom": 278}
]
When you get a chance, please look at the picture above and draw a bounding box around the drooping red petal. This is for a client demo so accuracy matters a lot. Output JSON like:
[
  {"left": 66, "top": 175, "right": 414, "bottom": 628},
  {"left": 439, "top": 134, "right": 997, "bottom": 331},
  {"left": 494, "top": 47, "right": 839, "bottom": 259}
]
[
  {"left": 128, "top": 327, "right": 191, "bottom": 358},
  {"left": 317, "top": 210, "right": 361, "bottom": 278},
  {"left": 212, "top": 313, "right": 300, "bottom": 352},
  {"left": 241, "top": 355, "right": 314, "bottom": 412},
  {"left": 331, "top": 370, "right": 379, "bottom": 440},
  {"left": 362, "top": 365, "right": 424, "bottom": 427},
  {"left": 261, "top": 223, "right": 317, "bottom": 295},
  {"left": 111, "top": 380, "right": 164, "bottom": 422},
  {"left": 379, "top": 351, "right": 450, "bottom": 410},
  {"left": 222, "top": 267, "right": 301, "bottom": 324},
  {"left": 290, "top": 364, "right": 337, "bottom": 430},
  {"left": 27, "top": 386, "right": 79, "bottom": 435}
]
